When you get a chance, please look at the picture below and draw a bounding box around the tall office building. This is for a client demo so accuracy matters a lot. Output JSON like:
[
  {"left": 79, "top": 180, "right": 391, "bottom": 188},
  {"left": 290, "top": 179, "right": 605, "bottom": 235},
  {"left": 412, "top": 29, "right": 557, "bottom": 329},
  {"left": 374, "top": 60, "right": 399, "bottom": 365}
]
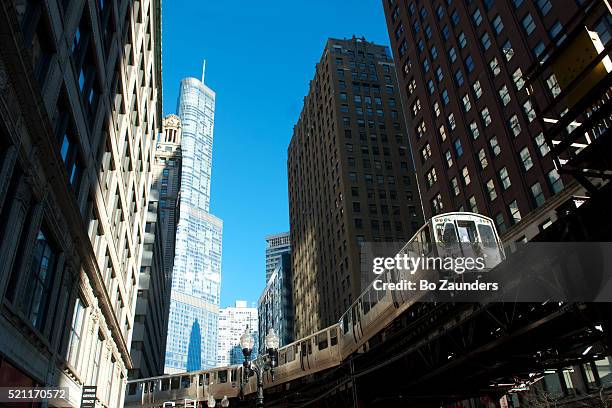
[
  {"left": 258, "top": 252, "right": 293, "bottom": 353},
  {"left": 154, "top": 115, "right": 182, "bottom": 280},
  {"left": 129, "top": 191, "right": 171, "bottom": 379},
  {"left": 165, "top": 68, "right": 223, "bottom": 373},
  {"left": 381, "top": 0, "right": 610, "bottom": 240},
  {"left": 0, "top": 0, "right": 162, "bottom": 406},
  {"left": 217, "top": 301, "right": 258, "bottom": 367},
  {"left": 288, "top": 37, "right": 424, "bottom": 339},
  {"left": 265, "top": 232, "right": 291, "bottom": 283}
]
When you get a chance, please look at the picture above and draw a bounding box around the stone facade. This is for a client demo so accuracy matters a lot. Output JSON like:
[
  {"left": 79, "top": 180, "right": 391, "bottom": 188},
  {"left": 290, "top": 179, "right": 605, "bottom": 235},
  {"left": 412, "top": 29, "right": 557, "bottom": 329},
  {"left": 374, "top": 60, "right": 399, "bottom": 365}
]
[{"left": 0, "top": 0, "right": 162, "bottom": 406}]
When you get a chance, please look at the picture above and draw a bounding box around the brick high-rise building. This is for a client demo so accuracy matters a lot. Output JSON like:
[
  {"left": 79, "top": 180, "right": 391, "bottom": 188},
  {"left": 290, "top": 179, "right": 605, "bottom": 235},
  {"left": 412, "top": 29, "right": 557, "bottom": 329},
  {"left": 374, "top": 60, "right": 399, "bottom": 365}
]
[
  {"left": 0, "top": 0, "right": 161, "bottom": 405},
  {"left": 381, "top": 0, "right": 610, "bottom": 240},
  {"left": 288, "top": 37, "right": 424, "bottom": 339}
]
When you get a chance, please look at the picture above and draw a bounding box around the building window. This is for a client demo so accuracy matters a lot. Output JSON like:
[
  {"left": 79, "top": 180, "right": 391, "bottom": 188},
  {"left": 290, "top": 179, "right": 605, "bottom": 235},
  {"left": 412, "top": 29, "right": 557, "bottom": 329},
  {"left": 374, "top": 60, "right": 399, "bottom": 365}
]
[
  {"left": 445, "top": 150, "right": 453, "bottom": 168},
  {"left": 499, "top": 167, "right": 511, "bottom": 190},
  {"left": 25, "top": 227, "right": 59, "bottom": 330},
  {"left": 465, "top": 55, "right": 475, "bottom": 73},
  {"left": 536, "top": 0, "right": 552, "bottom": 16},
  {"left": 512, "top": 68, "right": 525, "bottom": 90},
  {"left": 67, "top": 298, "right": 86, "bottom": 368},
  {"left": 470, "top": 122, "right": 480, "bottom": 139},
  {"left": 520, "top": 147, "right": 533, "bottom": 171},
  {"left": 421, "top": 143, "right": 432, "bottom": 163},
  {"left": 523, "top": 100, "right": 536, "bottom": 122},
  {"left": 502, "top": 40, "right": 514, "bottom": 61},
  {"left": 547, "top": 169, "right": 564, "bottom": 193},
  {"left": 442, "top": 89, "right": 450, "bottom": 105},
  {"left": 430, "top": 46, "right": 439, "bottom": 60},
  {"left": 462, "top": 94, "right": 472, "bottom": 112},
  {"left": 451, "top": 177, "right": 460, "bottom": 196},
  {"left": 455, "top": 69, "right": 464, "bottom": 86},
  {"left": 427, "top": 79, "right": 435, "bottom": 94},
  {"left": 492, "top": 15, "right": 504, "bottom": 35},
  {"left": 489, "top": 136, "right": 501, "bottom": 156},
  {"left": 489, "top": 57, "right": 501, "bottom": 76},
  {"left": 426, "top": 167, "right": 438, "bottom": 188},
  {"left": 533, "top": 41, "right": 546, "bottom": 59},
  {"left": 522, "top": 13, "right": 536, "bottom": 36},
  {"left": 436, "top": 66, "right": 444, "bottom": 82},
  {"left": 534, "top": 132, "right": 550, "bottom": 156},
  {"left": 451, "top": 10, "right": 460, "bottom": 26},
  {"left": 481, "top": 33, "right": 491, "bottom": 50},
  {"left": 454, "top": 138, "right": 463, "bottom": 157},
  {"left": 478, "top": 149, "right": 488, "bottom": 169},
  {"left": 486, "top": 179, "right": 497, "bottom": 201},
  {"left": 433, "top": 101, "right": 441, "bottom": 117},
  {"left": 531, "top": 182, "right": 545, "bottom": 207},
  {"left": 495, "top": 213, "right": 507, "bottom": 233},
  {"left": 432, "top": 193, "right": 444, "bottom": 214},
  {"left": 448, "top": 113, "right": 456, "bottom": 130},
  {"left": 416, "top": 120, "right": 427, "bottom": 139},
  {"left": 468, "top": 196, "right": 478, "bottom": 213},
  {"left": 481, "top": 107, "right": 492, "bottom": 127},
  {"left": 462, "top": 166, "right": 471, "bottom": 186},
  {"left": 472, "top": 9, "right": 483, "bottom": 26},
  {"left": 508, "top": 200, "right": 522, "bottom": 224},
  {"left": 458, "top": 32, "right": 467, "bottom": 48},
  {"left": 509, "top": 115, "right": 522, "bottom": 137},
  {"left": 439, "top": 125, "right": 447, "bottom": 141},
  {"left": 473, "top": 80, "right": 482, "bottom": 98},
  {"left": 449, "top": 47, "right": 457, "bottom": 62},
  {"left": 343, "top": 117, "right": 350, "bottom": 126},
  {"left": 412, "top": 99, "right": 422, "bottom": 117},
  {"left": 499, "top": 85, "right": 511, "bottom": 106},
  {"left": 546, "top": 74, "right": 561, "bottom": 97}
]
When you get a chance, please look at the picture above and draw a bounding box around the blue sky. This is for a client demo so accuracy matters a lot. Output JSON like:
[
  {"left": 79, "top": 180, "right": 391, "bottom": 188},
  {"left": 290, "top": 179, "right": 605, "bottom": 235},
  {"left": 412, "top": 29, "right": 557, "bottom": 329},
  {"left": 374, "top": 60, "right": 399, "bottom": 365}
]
[{"left": 161, "top": 1, "right": 391, "bottom": 308}]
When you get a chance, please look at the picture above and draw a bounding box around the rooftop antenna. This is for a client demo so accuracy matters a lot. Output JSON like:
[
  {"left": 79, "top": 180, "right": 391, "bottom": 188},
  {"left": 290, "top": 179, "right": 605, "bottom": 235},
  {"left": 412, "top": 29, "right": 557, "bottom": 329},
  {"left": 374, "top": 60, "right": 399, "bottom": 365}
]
[{"left": 201, "top": 59, "right": 206, "bottom": 83}]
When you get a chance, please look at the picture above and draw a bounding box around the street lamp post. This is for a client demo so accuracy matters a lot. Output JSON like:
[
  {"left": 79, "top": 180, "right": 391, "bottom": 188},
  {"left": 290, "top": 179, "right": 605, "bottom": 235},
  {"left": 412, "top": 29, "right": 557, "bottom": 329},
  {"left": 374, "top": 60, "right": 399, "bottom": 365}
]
[{"left": 240, "top": 327, "right": 280, "bottom": 408}]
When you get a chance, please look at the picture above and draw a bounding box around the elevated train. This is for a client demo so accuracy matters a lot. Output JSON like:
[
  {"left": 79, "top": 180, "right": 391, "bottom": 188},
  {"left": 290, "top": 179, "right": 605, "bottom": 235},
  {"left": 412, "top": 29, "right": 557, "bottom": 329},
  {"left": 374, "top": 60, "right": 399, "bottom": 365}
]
[{"left": 125, "top": 213, "right": 504, "bottom": 407}]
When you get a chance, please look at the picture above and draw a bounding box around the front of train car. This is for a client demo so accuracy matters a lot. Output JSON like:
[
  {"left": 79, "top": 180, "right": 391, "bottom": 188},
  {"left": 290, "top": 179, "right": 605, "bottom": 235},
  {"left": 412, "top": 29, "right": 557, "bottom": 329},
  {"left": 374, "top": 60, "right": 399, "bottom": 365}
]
[{"left": 431, "top": 212, "right": 505, "bottom": 272}]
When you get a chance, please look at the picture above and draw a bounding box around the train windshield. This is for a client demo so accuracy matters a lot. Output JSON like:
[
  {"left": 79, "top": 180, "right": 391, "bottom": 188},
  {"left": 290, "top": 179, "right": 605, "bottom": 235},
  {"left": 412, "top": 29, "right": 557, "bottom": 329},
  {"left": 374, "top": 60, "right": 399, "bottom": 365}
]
[
  {"left": 435, "top": 222, "right": 458, "bottom": 247},
  {"left": 477, "top": 223, "right": 498, "bottom": 248}
]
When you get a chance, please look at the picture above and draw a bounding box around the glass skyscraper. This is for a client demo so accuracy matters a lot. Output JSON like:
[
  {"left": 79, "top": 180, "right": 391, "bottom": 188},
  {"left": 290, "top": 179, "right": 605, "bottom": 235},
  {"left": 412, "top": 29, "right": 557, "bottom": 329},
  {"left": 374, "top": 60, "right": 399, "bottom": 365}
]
[{"left": 165, "top": 70, "right": 223, "bottom": 373}]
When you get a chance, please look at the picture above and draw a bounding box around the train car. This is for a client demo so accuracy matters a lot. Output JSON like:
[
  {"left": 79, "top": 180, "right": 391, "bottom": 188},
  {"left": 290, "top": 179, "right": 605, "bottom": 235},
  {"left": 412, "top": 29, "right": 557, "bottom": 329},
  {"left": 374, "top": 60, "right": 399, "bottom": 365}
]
[
  {"left": 242, "top": 324, "right": 342, "bottom": 394},
  {"left": 124, "top": 367, "right": 241, "bottom": 407},
  {"left": 125, "top": 213, "right": 504, "bottom": 406},
  {"left": 338, "top": 212, "right": 504, "bottom": 360}
]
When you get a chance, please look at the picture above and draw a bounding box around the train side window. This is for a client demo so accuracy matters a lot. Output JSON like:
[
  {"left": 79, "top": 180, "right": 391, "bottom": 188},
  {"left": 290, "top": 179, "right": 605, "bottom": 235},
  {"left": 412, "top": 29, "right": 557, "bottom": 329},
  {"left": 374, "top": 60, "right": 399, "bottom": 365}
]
[
  {"left": 205, "top": 373, "right": 210, "bottom": 385},
  {"left": 171, "top": 376, "right": 180, "bottom": 390},
  {"left": 287, "top": 346, "right": 295, "bottom": 362},
  {"left": 342, "top": 317, "right": 349, "bottom": 334},
  {"left": 231, "top": 369, "right": 237, "bottom": 382},
  {"left": 421, "top": 226, "right": 431, "bottom": 254},
  {"left": 279, "top": 350, "right": 286, "bottom": 365},
  {"left": 318, "top": 333, "right": 328, "bottom": 350},
  {"left": 308, "top": 339, "right": 312, "bottom": 354},
  {"left": 128, "top": 383, "right": 137, "bottom": 395},
  {"left": 477, "top": 223, "right": 497, "bottom": 248},
  {"left": 218, "top": 370, "right": 228, "bottom": 383},
  {"left": 161, "top": 378, "right": 170, "bottom": 391},
  {"left": 330, "top": 327, "right": 338, "bottom": 346},
  {"left": 363, "top": 294, "right": 371, "bottom": 314},
  {"left": 301, "top": 342, "right": 307, "bottom": 356}
]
